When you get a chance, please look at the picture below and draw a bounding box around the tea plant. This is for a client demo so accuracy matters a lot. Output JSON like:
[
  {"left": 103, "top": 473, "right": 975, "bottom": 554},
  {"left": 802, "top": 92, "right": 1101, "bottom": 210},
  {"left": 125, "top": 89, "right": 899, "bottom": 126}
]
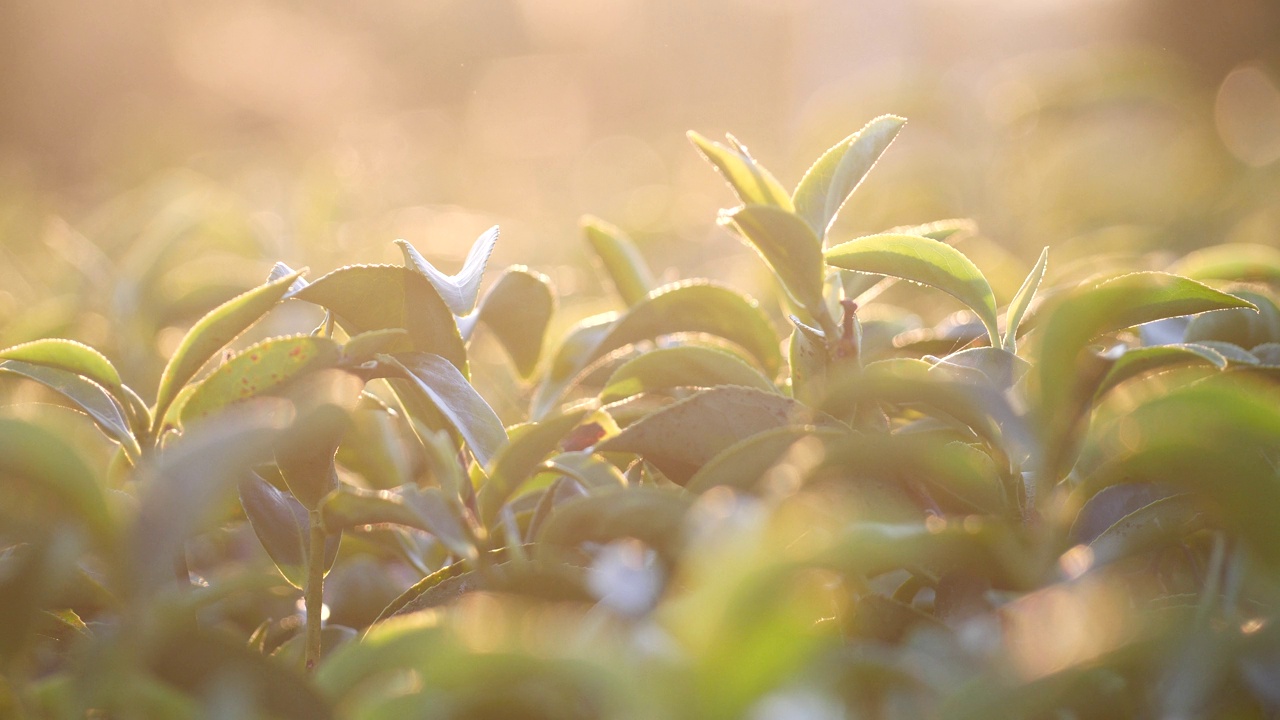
[{"left": 3, "top": 114, "right": 1280, "bottom": 719}]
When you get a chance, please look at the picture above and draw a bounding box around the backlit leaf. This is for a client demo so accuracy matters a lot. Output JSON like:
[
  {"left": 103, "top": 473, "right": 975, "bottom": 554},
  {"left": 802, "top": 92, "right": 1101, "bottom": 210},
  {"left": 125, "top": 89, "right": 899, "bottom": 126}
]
[
  {"left": 0, "top": 417, "right": 112, "bottom": 543},
  {"left": 688, "top": 131, "right": 793, "bottom": 210},
  {"left": 825, "top": 233, "right": 1000, "bottom": 344},
  {"left": 792, "top": 115, "right": 905, "bottom": 239},
  {"left": 0, "top": 360, "right": 141, "bottom": 462},
  {"left": 600, "top": 345, "right": 778, "bottom": 403},
  {"left": 178, "top": 335, "right": 342, "bottom": 426},
  {"left": 537, "top": 485, "right": 693, "bottom": 565},
  {"left": 1094, "top": 344, "right": 1227, "bottom": 398},
  {"left": 152, "top": 268, "right": 305, "bottom": 432},
  {"left": 396, "top": 225, "right": 499, "bottom": 316},
  {"left": 467, "top": 267, "right": 556, "bottom": 378},
  {"left": 533, "top": 282, "right": 780, "bottom": 418},
  {"left": 582, "top": 216, "right": 655, "bottom": 307},
  {"left": 290, "top": 264, "right": 467, "bottom": 376},
  {"left": 1171, "top": 243, "right": 1280, "bottom": 285},
  {"left": 1004, "top": 247, "right": 1049, "bottom": 352},
  {"left": 685, "top": 425, "right": 850, "bottom": 495},
  {"left": 378, "top": 352, "right": 508, "bottom": 467},
  {"left": 598, "top": 386, "right": 838, "bottom": 485},
  {"left": 477, "top": 410, "right": 588, "bottom": 525},
  {"left": 320, "top": 484, "right": 476, "bottom": 561},
  {"left": 719, "top": 204, "right": 826, "bottom": 317}
]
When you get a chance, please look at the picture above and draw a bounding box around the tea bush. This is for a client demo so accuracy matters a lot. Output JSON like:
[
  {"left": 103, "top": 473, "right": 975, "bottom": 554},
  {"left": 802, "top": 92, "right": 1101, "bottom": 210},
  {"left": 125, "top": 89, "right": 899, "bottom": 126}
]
[{"left": 3, "top": 114, "right": 1280, "bottom": 719}]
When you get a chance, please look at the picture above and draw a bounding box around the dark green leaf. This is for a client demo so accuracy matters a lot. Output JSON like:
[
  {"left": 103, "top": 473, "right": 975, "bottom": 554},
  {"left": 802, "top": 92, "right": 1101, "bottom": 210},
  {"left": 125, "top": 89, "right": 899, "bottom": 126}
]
[
  {"left": 1088, "top": 494, "right": 1204, "bottom": 566},
  {"left": 239, "top": 472, "right": 339, "bottom": 589},
  {"left": 581, "top": 216, "right": 655, "bottom": 307},
  {"left": 320, "top": 484, "right": 476, "bottom": 561},
  {"left": 395, "top": 226, "right": 499, "bottom": 317},
  {"left": 792, "top": 115, "right": 905, "bottom": 239},
  {"left": 152, "top": 268, "right": 305, "bottom": 432}
]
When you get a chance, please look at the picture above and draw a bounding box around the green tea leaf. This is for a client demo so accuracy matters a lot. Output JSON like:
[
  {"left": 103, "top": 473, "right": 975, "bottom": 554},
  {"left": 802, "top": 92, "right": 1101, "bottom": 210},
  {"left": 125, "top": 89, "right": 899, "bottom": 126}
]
[
  {"left": 1171, "top": 243, "right": 1280, "bottom": 285},
  {"left": 685, "top": 425, "right": 849, "bottom": 495},
  {"left": 1030, "top": 272, "right": 1257, "bottom": 483},
  {"left": 825, "top": 233, "right": 1000, "bottom": 344},
  {"left": 533, "top": 282, "right": 780, "bottom": 418},
  {"left": 320, "top": 484, "right": 476, "bottom": 561},
  {"left": 239, "top": 472, "right": 339, "bottom": 589},
  {"left": 341, "top": 328, "right": 411, "bottom": 365},
  {"left": 152, "top": 268, "right": 305, "bottom": 432},
  {"left": 1183, "top": 289, "right": 1280, "bottom": 349},
  {"left": 600, "top": 345, "right": 778, "bottom": 403},
  {"left": 291, "top": 264, "right": 467, "bottom": 376},
  {"left": 467, "top": 267, "right": 556, "bottom": 378},
  {"left": 792, "top": 115, "right": 905, "bottom": 239},
  {"left": 1087, "top": 494, "right": 1204, "bottom": 567},
  {"left": 537, "top": 485, "right": 693, "bottom": 565},
  {"left": 0, "top": 338, "right": 125, "bottom": 400},
  {"left": 0, "top": 360, "right": 141, "bottom": 462},
  {"left": 0, "top": 417, "right": 112, "bottom": 543},
  {"left": 477, "top": 410, "right": 588, "bottom": 525},
  {"left": 130, "top": 399, "right": 292, "bottom": 596},
  {"left": 720, "top": 204, "right": 827, "bottom": 318},
  {"left": 582, "top": 216, "right": 655, "bottom": 307},
  {"left": 273, "top": 370, "right": 365, "bottom": 510},
  {"left": 395, "top": 225, "right": 499, "bottom": 316},
  {"left": 597, "top": 386, "right": 838, "bottom": 485},
  {"left": 688, "top": 131, "right": 793, "bottom": 210},
  {"left": 1083, "top": 376, "right": 1280, "bottom": 565},
  {"left": 147, "top": 623, "right": 333, "bottom": 720},
  {"left": 378, "top": 352, "right": 507, "bottom": 467},
  {"left": 178, "top": 336, "right": 343, "bottom": 426},
  {"left": 1094, "top": 344, "right": 1227, "bottom": 398},
  {"left": 1004, "top": 246, "right": 1049, "bottom": 352}
]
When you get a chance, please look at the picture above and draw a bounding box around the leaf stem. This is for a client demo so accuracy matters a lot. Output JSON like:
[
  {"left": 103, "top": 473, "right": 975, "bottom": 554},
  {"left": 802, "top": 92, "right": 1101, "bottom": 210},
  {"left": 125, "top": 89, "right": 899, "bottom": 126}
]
[{"left": 303, "top": 511, "right": 326, "bottom": 672}]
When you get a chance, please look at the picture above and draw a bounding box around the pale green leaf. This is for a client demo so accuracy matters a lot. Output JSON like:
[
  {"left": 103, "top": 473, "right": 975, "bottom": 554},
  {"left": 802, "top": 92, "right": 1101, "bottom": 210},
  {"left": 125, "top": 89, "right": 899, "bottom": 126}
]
[
  {"left": 792, "top": 115, "right": 905, "bottom": 239},
  {"left": 379, "top": 352, "right": 507, "bottom": 467},
  {"left": 1004, "top": 246, "right": 1049, "bottom": 352},
  {"left": 825, "top": 233, "right": 1000, "bottom": 344},
  {"left": 581, "top": 216, "right": 655, "bottom": 307},
  {"left": 719, "top": 204, "right": 826, "bottom": 317},
  {"left": 600, "top": 345, "right": 778, "bottom": 403},
  {"left": 395, "top": 225, "right": 499, "bottom": 316},
  {"left": 687, "top": 131, "right": 794, "bottom": 210}
]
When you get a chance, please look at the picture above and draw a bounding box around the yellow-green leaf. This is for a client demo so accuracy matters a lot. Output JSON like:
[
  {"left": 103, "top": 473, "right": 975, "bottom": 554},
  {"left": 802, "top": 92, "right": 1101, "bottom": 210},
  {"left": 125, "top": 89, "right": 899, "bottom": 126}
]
[
  {"left": 719, "top": 204, "right": 827, "bottom": 318},
  {"left": 687, "top": 131, "right": 793, "bottom": 210},
  {"left": 825, "top": 233, "right": 1000, "bottom": 344},
  {"left": 582, "top": 216, "right": 655, "bottom": 307},
  {"left": 152, "top": 269, "right": 305, "bottom": 432},
  {"left": 792, "top": 115, "right": 905, "bottom": 239},
  {"left": 600, "top": 345, "right": 778, "bottom": 404}
]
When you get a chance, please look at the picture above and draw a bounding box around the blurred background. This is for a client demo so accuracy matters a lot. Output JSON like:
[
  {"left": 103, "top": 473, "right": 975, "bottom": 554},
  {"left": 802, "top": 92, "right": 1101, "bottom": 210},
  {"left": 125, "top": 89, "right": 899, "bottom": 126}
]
[{"left": 1, "top": 0, "right": 1278, "bottom": 397}]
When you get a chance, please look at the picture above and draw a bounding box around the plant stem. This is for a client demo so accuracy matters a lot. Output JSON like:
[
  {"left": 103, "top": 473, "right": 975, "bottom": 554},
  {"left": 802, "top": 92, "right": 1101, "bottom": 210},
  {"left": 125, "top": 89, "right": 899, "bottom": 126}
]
[{"left": 303, "top": 511, "right": 326, "bottom": 672}]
